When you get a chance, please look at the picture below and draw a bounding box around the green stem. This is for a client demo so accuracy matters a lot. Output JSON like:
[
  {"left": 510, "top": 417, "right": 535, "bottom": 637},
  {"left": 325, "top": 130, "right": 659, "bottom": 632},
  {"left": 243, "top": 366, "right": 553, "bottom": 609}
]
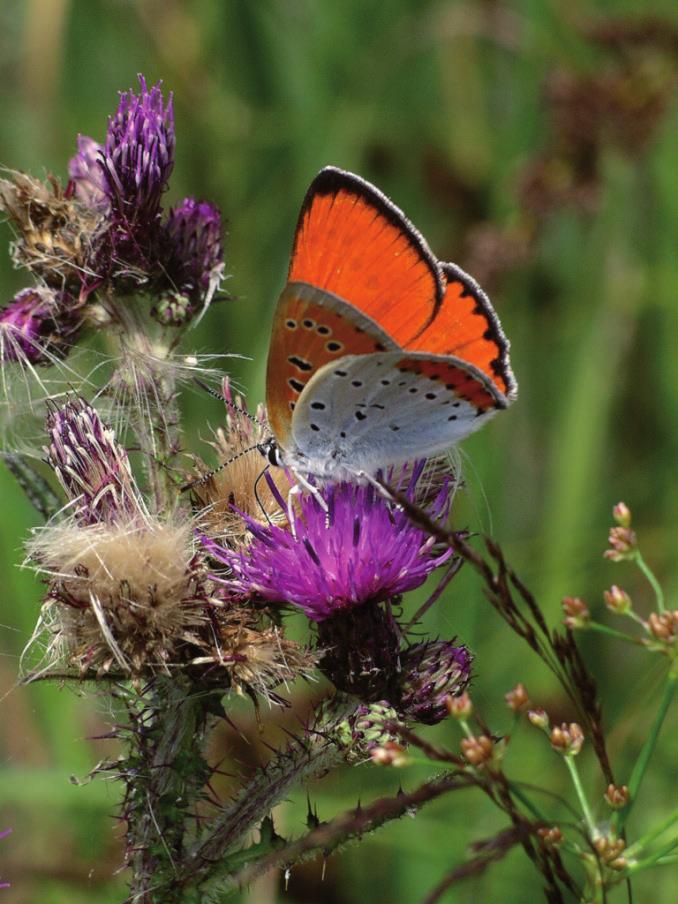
[
  {"left": 635, "top": 550, "right": 665, "bottom": 613},
  {"left": 585, "top": 621, "right": 641, "bottom": 645},
  {"left": 563, "top": 754, "right": 597, "bottom": 840},
  {"left": 615, "top": 674, "right": 677, "bottom": 832},
  {"left": 627, "top": 836, "right": 678, "bottom": 874},
  {"left": 625, "top": 809, "right": 678, "bottom": 858}
]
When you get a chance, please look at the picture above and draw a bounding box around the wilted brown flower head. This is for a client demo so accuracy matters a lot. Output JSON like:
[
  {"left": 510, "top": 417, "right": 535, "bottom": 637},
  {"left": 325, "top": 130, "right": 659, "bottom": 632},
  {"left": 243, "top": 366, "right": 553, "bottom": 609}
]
[
  {"left": 446, "top": 690, "right": 473, "bottom": 720},
  {"left": 192, "top": 379, "right": 289, "bottom": 542},
  {"left": 0, "top": 170, "right": 103, "bottom": 292},
  {"left": 537, "top": 826, "right": 564, "bottom": 849},
  {"left": 594, "top": 835, "right": 627, "bottom": 869}
]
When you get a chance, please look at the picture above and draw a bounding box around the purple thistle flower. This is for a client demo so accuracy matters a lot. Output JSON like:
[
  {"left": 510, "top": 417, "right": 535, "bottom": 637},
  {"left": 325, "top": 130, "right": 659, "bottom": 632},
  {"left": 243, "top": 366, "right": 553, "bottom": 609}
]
[
  {"left": 204, "top": 462, "right": 453, "bottom": 621},
  {"left": 159, "top": 198, "right": 224, "bottom": 317},
  {"left": 0, "top": 288, "right": 78, "bottom": 365},
  {"left": 398, "top": 640, "right": 472, "bottom": 725},
  {"left": 45, "top": 397, "right": 144, "bottom": 525},
  {"left": 68, "top": 135, "right": 109, "bottom": 210},
  {"left": 100, "top": 75, "right": 174, "bottom": 270}
]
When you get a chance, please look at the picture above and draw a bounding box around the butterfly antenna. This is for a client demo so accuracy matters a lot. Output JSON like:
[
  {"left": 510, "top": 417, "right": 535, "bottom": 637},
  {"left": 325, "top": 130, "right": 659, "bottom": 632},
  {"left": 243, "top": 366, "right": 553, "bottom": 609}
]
[
  {"left": 253, "top": 464, "right": 275, "bottom": 526},
  {"left": 180, "top": 442, "right": 262, "bottom": 493},
  {"left": 194, "top": 378, "right": 262, "bottom": 426}
]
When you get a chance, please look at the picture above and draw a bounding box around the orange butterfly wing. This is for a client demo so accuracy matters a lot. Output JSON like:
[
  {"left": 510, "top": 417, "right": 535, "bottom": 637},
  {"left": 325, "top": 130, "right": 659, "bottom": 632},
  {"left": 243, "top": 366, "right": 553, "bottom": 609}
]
[
  {"left": 266, "top": 282, "right": 398, "bottom": 447},
  {"left": 288, "top": 167, "right": 444, "bottom": 346},
  {"left": 405, "top": 263, "right": 517, "bottom": 399}
]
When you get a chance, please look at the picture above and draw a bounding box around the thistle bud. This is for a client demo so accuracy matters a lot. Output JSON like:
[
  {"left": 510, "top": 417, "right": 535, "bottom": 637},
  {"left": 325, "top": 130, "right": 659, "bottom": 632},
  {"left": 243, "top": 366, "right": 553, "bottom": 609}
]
[
  {"left": 505, "top": 682, "right": 531, "bottom": 713},
  {"left": 336, "top": 701, "right": 402, "bottom": 763},
  {"left": 460, "top": 734, "right": 493, "bottom": 767},
  {"left": 603, "top": 585, "right": 632, "bottom": 615},
  {"left": 446, "top": 691, "right": 473, "bottom": 720},
  {"left": 163, "top": 198, "right": 224, "bottom": 314},
  {"left": 528, "top": 708, "right": 550, "bottom": 731},
  {"left": 45, "top": 398, "right": 143, "bottom": 525},
  {"left": 562, "top": 596, "right": 590, "bottom": 629},
  {"left": 68, "top": 135, "right": 108, "bottom": 209},
  {"left": 398, "top": 640, "right": 472, "bottom": 725},
  {"left": 612, "top": 502, "right": 631, "bottom": 528},
  {"left": 604, "top": 784, "right": 629, "bottom": 809},
  {"left": 550, "top": 722, "right": 584, "bottom": 756}
]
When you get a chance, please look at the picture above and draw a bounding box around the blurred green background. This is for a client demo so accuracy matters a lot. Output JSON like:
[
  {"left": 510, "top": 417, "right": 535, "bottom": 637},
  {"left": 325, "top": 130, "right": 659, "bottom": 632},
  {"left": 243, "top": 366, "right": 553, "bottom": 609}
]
[{"left": 1, "top": 0, "right": 678, "bottom": 901}]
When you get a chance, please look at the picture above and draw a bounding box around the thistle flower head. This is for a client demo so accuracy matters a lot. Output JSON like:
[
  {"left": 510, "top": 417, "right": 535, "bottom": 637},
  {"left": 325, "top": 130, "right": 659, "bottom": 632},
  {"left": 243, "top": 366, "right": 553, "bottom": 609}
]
[
  {"left": 68, "top": 135, "right": 108, "bottom": 210},
  {"left": 0, "top": 288, "right": 78, "bottom": 365},
  {"left": 45, "top": 397, "right": 144, "bottom": 525},
  {"left": 101, "top": 75, "right": 174, "bottom": 272},
  {"left": 397, "top": 640, "right": 472, "bottom": 725},
  {"left": 205, "top": 461, "right": 453, "bottom": 621},
  {"left": 159, "top": 198, "right": 225, "bottom": 318}
]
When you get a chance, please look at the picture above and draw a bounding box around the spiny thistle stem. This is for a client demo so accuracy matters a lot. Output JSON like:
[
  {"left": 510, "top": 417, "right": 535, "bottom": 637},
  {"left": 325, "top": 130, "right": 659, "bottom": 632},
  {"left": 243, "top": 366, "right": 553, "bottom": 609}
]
[
  {"left": 614, "top": 674, "right": 678, "bottom": 832},
  {"left": 123, "top": 678, "right": 213, "bottom": 904},
  {"left": 180, "top": 702, "right": 355, "bottom": 891}
]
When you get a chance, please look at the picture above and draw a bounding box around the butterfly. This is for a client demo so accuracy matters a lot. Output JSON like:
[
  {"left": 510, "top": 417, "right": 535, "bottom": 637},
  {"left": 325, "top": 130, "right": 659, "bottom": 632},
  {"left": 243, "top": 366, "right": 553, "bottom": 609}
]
[{"left": 261, "top": 166, "right": 517, "bottom": 483}]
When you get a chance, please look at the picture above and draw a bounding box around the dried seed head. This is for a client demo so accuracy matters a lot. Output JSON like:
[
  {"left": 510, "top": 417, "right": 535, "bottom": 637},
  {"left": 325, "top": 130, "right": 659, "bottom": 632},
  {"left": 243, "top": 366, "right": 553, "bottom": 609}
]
[
  {"left": 28, "top": 519, "right": 208, "bottom": 675},
  {"left": 612, "top": 501, "right": 631, "bottom": 528},
  {"left": 45, "top": 397, "right": 144, "bottom": 525},
  {"left": 192, "top": 380, "right": 289, "bottom": 542},
  {"left": 446, "top": 690, "right": 473, "bottom": 720},
  {"left": 604, "top": 784, "right": 630, "bottom": 809},
  {"left": 208, "top": 612, "right": 317, "bottom": 697},
  {"left": 505, "top": 682, "right": 531, "bottom": 713},
  {"left": 646, "top": 610, "right": 678, "bottom": 642},
  {"left": 397, "top": 640, "right": 472, "bottom": 725},
  {"left": 0, "top": 170, "right": 103, "bottom": 289},
  {"left": 562, "top": 596, "right": 590, "bottom": 629},
  {"left": 550, "top": 722, "right": 584, "bottom": 756},
  {"left": 604, "top": 526, "right": 637, "bottom": 562},
  {"left": 460, "top": 734, "right": 493, "bottom": 767},
  {"left": 603, "top": 585, "right": 632, "bottom": 615}
]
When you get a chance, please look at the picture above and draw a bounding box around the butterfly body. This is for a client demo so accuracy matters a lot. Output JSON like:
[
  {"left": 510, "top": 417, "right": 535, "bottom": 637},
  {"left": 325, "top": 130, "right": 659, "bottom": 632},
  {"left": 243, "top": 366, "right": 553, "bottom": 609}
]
[{"left": 264, "top": 168, "right": 516, "bottom": 481}]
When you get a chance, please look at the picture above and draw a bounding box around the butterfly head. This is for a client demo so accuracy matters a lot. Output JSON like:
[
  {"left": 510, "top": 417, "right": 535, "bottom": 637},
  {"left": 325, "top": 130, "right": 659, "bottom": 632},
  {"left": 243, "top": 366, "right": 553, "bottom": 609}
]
[{"left": 257, "top": 436, "right": 284, "bottom": 468}]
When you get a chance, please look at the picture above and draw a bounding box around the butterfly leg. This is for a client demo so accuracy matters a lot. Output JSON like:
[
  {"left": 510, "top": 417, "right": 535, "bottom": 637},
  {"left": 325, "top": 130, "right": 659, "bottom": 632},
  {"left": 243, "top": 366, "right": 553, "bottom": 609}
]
[{"left": 288, "top": 469, "right": 329, "bottom": 535}]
